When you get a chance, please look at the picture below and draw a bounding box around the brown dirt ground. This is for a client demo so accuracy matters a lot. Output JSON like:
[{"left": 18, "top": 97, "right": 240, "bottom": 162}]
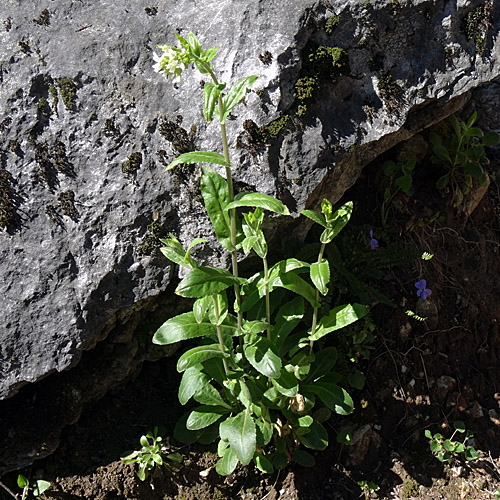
[{"left": 2, "top": 130, "right": 500, "bottom": 500}]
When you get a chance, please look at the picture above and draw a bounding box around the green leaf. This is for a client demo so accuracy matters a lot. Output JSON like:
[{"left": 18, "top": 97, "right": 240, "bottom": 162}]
[
  {"left": 293, "top": 449, "right": 316, "bottom": 467},
  {"left": 185, "top": 238, "right": 207, "bottom": 266},
  {"left": 325, "top": 201, "right": 353, "bottom": 237},
  {"left": 463, "top": 127, "right": 483, "bottom": 138},
  {"left": 443, "top": 439, "right": 454, "bottom": 452},
  {"left": 203, "top": 82, "right": 225, "bottom": 122},
  {"left": 200, "top": 165, "right": 233, "bottom": 251},
  {"left": 176, "top": 266, "right": 245, "bottom": 298},
  {"left": 430, "top": 440, "right": 441, "bottom": 453},
  {"left": 244, "top": 335, "right": 282, "bottom": 378},
  {"left": 305, "top": 347, "right": 338, "bottom": 382},
  {"left": 254, "top": 452, "right": 274, "bottom": 473},
  {"left": 178, "top": 365, "right": 210, "bottom": 405},
  {"left": 303, "top": 381, "right": 354, "bottom": 415},
  {"left": 209, "top": 291, "right": 228, "bottom": 325},
  {"left": 226, "top": 192, "right": 290, "bottom": 215},
  {"left": 159, "top": 234, "right": 199, "bottom": 269},
  {"left": 153, "top": 311, "right": 238, "bottom": 345},
  {"left": 219, "top": 75, "right": 259, "bottom": 123},
  {"left": 464, "top": 161, "right": 484, "bottom": 179},
  {"left": 216, "top": 445, "right": 239, "bottom": 475},
  {"left": 436, "top": 174, "right": 450, "bottom": 190},
  {"left": 453, "top": 421, "right": 466, "bottom": 433},
  {"left": 433, "top": 144, "right": 451, "bottom": 164},
  {"left": 310, "top": 303, "right": 369, "bottom": 341},
  {"left": 272, "top": 270, "right": 320, "bottom": 308},
  {"left": 465, "top": 446, "right": 479, "bottom": 461},
  {"left": 255, "top": 417, "right": 274, "bottom": 446},
  {"left": 177, "top": 344, "right": 229, "bottom": 373},
  {"left": 272, "top": 368, "right": 299, "bottom": 397},
  {"left": 17, "top": 475, "right": 29, "bottom": 488},
  {"left": 424, "top": 429, "right": 433, "bottom": 439},
  {"left": 193, "top": 296, "right": 211, "bottom": 323},
  {"left": 300, "top": 209, "right": 327, "bottom": 227},
  {"left": 310, "top": 259, "right": 330, "bottom": 295},
  {"left": 482, "top": 131, "right": 500, "bottom": 146},
  {"left": 348, "top": 370, "right": 365, "bottom": 390},
  {"left": 219, "top": 409, "right": 257, "bottom": 465},
  {"left": 272, "top": 297, "right": 304, "bottom": 354},
  {"left": 395, "top": 174, "right": 412, "bottom": 194},
  {"left": 296, "top": 421, "right": 328, "bottom": 450},
  {"left": 383, "top": 160, "right": 399, "bottom": 177},
  {"left": 186, "top": 405, "right": 229, "bottom": 430},
  {"left": 466, "top": 112, "right": 477, "bottom": 128},
  {"left": 194, "top": 382, "right": 232, "bottom": 409},
  {"left": 337, "top": 428, "right": 352, "bottom": 445},
  {"left": 166, "top": 151, "right": 231, "bottom": 171}
]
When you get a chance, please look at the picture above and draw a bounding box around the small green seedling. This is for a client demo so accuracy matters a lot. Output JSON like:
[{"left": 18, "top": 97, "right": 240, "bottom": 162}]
[
  {"left": 425, "top": 421, "right": 479, "bottom": 464},
  {"left": 357, "top": 480, "right": 380, "bottom": 499},
  {"left": 380, "top": 158, "right": 415, "bottom": 226},
  {"left": 17, "top": 475, "right": 50, "bottom": 499},
  {"left": 431, "top": 113, "right": 500, "bottom": 207},
  {"left": 121, "top": 427, "right": 183, "bottom": 481}
]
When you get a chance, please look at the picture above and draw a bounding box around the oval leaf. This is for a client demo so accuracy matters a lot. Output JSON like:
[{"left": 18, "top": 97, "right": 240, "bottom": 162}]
[
  {"left": 200, "top": 165, "right": 233, "bottom": 251},
  {"left": 166, "top": 151, "right": 231, "bottom": 171},
  {"left": 220, "top": 75, "right": 259, "bottom": 123},
  {"left": 296, "top": 421, "right": 328, "bottom": 450},
  {"left": 300, "top": 209, "right": 327, "bottom": 227},
  {"left": 177, "top": 344, "right": 229, "bottom": 372},
  {"left": 303, "top": 382, "right": 354, "bottom": 415},
  {"left": 216, "top": 446, "right": 239, "bottom": 475},
  {"left": 179, "top": 365, "right": 210, "bottom": 405},
  {"left": 186, "top": 405, "right": 229, "bottom": 430},
  {"left": 310, "top": 259, "right": 330, "bottom": 296},
  {"left": 176, "top": 266, "right": 246, "bottom": 298},
  {"left": 219, "top": 409, "right": 256, "bottom": 465},
  {"left": 310, "top": 303, "right": 369, "bottom": 341},
  {"left": 203, "top": 82, "right": 225, "bottom": 122},
  {"left": 244, "top": 335, "right": 282, "bottom": 379},
  {"left": 153, "top": 311, "right": 238, "bottom": 345},
  {"left": 226, "top": 192, "right": 290, "bottom": 215}
]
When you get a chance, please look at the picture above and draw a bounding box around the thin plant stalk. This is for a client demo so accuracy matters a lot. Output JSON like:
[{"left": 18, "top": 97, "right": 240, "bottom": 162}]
[
  {"left": 309, "top": 241, "right": 327, "bottom": 354},
  {"left": 198, "top": 57, "right": 243, "bottom": 332},
  {"left": 262, "top": 254, "right": 271, "bottom": 339},
  {"left": 212, "top": 294, "right": 236, "bottom": 397}
]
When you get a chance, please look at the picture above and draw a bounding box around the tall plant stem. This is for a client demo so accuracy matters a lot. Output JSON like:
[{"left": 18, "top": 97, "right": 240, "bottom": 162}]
[
  {"left": 262, "top": 255, "right": 271, "bottom": 339},
  {"left": 203, "top": 63, "right": 243, "bottom": 331},
  {"left": 218, "top": 100, "right": 243, "bottom": 333},
  {"left": 309, "top": 241, "right": 327, "bottom": 355},
  {"left": 212, "top": 294, "right": 236, "bottom": 397}
]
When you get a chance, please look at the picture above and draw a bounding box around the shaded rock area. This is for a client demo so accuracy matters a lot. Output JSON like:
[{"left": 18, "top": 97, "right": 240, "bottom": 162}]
[{"left": 0, "top": 0, "right": 499, "bottom": 474}]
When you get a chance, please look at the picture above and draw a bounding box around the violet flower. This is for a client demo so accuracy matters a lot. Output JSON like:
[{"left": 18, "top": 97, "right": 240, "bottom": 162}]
[
  {"left": 415, "top": 279, "right": 432, "bottom": 300},
  {"left": 369, "top": 229, "right": 379, "bottom": 250}
]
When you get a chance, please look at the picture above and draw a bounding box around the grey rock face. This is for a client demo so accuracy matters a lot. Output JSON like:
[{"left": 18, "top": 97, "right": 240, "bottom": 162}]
[{"left": 0, "top": 0, "right": 499, "bottom": 469}]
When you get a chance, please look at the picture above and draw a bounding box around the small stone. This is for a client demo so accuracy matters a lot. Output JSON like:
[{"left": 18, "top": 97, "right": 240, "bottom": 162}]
[
  {"left": 489, "top": 409, "right": 500, "bottom": 426},
  {"left": 436, "top": 375, "right": 456, "bottom": 401},
  {"left": 466, "top": 400, "right": 484, "bottom": 419},
  {"left": 199, "top": 468, "right": 210, "bottom": 478}
]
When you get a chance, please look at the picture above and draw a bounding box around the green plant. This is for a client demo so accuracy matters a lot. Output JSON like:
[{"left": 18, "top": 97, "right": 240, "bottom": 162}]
[
  {"left": 425, "top": 421, "right": 479, "bottom": 464},
  {"left": 430, "top": 113, "right": 500, "bottom": 206},
  {"left": 357, "top": 480, "right": 380, "bottom": 499},
  {"left": 151, "top": 32, "right": 369, "bottom": 475},
  {"left": 380, "top": 158, "right": 415, "bottom": 226},
  {"left": 17, "top": 475, "right": 50, "bottom": 499},
  {"left": 121, "top": 427, "right": 183, "bottom": 481}
]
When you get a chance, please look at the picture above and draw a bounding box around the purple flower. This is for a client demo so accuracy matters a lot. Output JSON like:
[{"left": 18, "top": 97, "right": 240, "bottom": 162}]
[
  {"left": 415, "top": 279, "right": 432, "bottom": 300},
  {"left": 369, "top": 229, "right": 379, "bottom": 250}
]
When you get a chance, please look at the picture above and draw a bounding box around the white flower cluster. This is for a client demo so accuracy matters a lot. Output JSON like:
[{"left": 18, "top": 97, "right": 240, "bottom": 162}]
[{"left": 153, "top": 45, "right": 188, "bottom": 83}]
